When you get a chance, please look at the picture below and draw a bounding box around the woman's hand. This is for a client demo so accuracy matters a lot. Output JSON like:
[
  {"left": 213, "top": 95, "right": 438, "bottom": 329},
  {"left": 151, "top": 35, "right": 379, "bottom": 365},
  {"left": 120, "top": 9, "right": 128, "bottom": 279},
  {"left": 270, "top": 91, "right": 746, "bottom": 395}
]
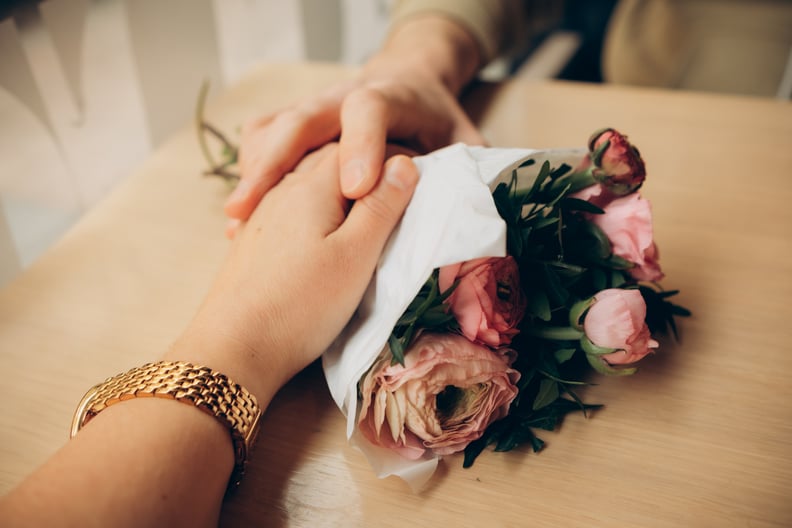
[
  {"left": 176, "top": 144, "right": 419, "bottom": 401},
  {"left": 0, "top": 146, "right": 417, "bottom": 528}
]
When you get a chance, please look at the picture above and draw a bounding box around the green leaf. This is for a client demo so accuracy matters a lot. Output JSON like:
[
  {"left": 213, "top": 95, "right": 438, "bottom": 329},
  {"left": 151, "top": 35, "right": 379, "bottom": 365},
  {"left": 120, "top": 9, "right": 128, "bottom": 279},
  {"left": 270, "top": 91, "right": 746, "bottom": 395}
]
[
  {"left": 419, "top": 307, "right": 455, "bottom": 326},
  {"left": 549, "top": 163, "right": 572, "bottom": 180},
  {"left": 610, "top": 270, "right": 627, "bottom": 288},
  {"left": 531, "top": 216, "right": 560, "bottom": 230},
  {"left": 388, "top": 334, "right": 405, "bottom": 366},
  {"left": 554, "top": 348, "right": 577, "bottom": 364},
  {"left": 568, "top": 171, "right": 597, "bottom": 193},
  {"left": 590, "top": 268, "right": 607, "bottom": 292},
  {"left": 582, "top": 221, "right": 613, "bottom": 259},
  {"left": 549, "top": 261, "right": 587, "bottom": 278},
  {"left": 462, "top": 433, "right": 493, "bottom": 468},
  {"left": 542, "top": 265, "right": 569, "bottom": 306},
  {"left": 526, "top": 290, "right": 552, "bottom": 321},
  {"left": 532, "top": 379, "right": 560, "bottom": 410},
  {"left": 514, "top": 160, "right": 551, "bottom": 204},
  {"left": 604, "top": 254, "right": 635, "bottom": 270}
]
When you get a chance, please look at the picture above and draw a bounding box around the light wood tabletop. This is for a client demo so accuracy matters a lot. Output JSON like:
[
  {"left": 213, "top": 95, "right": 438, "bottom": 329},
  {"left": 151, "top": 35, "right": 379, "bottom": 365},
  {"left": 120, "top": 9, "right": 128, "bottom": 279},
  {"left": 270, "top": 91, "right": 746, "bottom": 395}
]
[{"left": 1, "top": 63, "right": 791, "bottom": 527}]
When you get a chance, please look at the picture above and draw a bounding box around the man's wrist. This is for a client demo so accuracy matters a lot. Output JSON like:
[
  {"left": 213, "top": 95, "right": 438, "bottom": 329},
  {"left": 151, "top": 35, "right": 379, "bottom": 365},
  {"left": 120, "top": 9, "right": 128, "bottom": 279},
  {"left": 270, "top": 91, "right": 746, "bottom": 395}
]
[{"left": 369, "top": 15, "right": 482, "bottom": 95}]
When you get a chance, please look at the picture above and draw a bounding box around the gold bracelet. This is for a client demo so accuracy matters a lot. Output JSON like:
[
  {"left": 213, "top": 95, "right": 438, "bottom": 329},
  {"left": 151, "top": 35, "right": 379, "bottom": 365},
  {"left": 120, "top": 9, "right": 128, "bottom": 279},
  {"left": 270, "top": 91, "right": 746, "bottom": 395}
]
[{"left": 70, "top": 361, "right": 261, "bottom": 489}]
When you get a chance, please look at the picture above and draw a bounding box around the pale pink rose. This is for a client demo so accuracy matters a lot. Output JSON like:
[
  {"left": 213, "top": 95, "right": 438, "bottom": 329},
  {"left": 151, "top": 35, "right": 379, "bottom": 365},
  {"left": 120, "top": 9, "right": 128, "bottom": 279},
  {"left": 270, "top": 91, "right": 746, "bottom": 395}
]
[
  {"left": 583, "top": 288, "right": 658, "bottom": 365},
  {"left": 587, "top": 128, "right": 646, "bottom": 195},
  {"left": 587, "top": 193, "right": 664, "bottom": 282},
  {"left": 438, "top": 257, "right": 526, "bottom": 347},
  {"left": 358, "top": 333, "right": 520, "bottom": 459}
]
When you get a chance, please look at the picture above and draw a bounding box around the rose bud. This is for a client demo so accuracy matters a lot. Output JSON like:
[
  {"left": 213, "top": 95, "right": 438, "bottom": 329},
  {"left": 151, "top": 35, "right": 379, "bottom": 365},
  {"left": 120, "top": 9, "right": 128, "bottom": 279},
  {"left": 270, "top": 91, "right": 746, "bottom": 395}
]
[
  {"left": 587, "top": 193, "right": 664, "bottom": 282},
  {"left": 438, "top": 256, "right": 526, "bottom": 348},
  {"left": 588, "top": 128, "right": 646, "bottom": 195},
  {"left": 583, "top": 288, "right": 658, "bottom": 366},
  {"left": 358, "top": 333, "right": 520, "bottom": 459}
]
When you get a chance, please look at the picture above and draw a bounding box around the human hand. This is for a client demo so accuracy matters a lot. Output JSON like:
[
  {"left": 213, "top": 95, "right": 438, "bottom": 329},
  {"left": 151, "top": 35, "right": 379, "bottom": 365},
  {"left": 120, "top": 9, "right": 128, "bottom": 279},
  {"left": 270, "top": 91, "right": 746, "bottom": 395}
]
[
  {"left": 224, "top": 74, "right": 481, "bottom": 227},
  {"left": 225, "top": 16, "right": 485, "bottom": 228},
  {"left": 177, "top": 144, "right": 419, "bottom": 399}
]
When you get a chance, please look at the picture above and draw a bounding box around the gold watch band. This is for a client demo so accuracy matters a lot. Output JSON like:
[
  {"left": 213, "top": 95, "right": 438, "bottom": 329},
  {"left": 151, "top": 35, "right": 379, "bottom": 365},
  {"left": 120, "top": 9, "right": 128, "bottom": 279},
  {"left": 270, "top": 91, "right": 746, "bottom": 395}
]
[{"left": 70, "top": 361, "right": 261, "bottom": 489}]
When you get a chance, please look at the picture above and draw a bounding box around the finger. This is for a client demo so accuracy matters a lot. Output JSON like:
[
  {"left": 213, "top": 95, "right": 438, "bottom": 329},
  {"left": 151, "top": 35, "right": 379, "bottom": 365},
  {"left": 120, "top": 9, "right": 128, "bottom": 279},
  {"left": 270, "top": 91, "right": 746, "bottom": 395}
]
[
  {"left": 337, "top": 87, "right": 390, "bottom": 199},
  {"left": 292, "top": 142, "right": 337, "bottom": 173},
  {"left": 451, "top": 112, "right": 488, "bottom": 147},
  {"left": 335, "top": 155, "right": 418, "bottom": 268},
  {"left": 224, "top": 92, "right": 347, "bottom": 220},
  {"left": 224, "top": 218, "right": 241, "bottom": 240},
  {"left": 225, "top": 113, "right": 339, "bottom": 220}
]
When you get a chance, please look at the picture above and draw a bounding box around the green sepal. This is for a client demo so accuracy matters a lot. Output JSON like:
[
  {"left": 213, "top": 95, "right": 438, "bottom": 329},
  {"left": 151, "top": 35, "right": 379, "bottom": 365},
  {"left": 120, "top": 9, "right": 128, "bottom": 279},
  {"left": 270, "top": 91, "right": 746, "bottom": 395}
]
[
  {"left": 590, "top": 137, "right": 611, "bottom": 167},
  {"left": 580, "top": 335, "right": 619, "bottom": 356},
  {"left": 568, "top": 298, "right": 594, "bottom": 329},
  {"left": 585, "top": 352, "right": 637, "bottom": 376}
]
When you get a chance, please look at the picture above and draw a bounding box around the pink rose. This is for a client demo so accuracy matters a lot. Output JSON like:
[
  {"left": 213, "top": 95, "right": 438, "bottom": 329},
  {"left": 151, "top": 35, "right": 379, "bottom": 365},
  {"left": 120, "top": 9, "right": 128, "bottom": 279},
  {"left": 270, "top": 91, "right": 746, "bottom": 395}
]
[
  {"left": 358, "top": 333, "right": 520, "bottom": 459},
  {"left": 587, "top": 128, "right": 646, "bottom": 195},
  {"left": 587, "top": 193, "right": 664, "bottom": 282},
  {"left": 583, "top": 288, "right": 658, "bottom": 365},
  {"left": 438, "top": 256, "right": 526, "bottom": 347}
]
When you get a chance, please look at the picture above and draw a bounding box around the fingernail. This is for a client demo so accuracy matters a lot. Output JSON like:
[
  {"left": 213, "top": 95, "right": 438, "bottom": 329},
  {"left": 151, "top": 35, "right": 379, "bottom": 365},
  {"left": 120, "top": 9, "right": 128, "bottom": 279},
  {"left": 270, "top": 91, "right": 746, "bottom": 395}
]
[
  {"left": 384, "top": 159, "right": 411, "bottom": 191},
  {"left": 224, "top": 219, "right": 240, "bottom": 239},
  {"left": 341, "top": 159, "right": 365, "bottom": 193}
]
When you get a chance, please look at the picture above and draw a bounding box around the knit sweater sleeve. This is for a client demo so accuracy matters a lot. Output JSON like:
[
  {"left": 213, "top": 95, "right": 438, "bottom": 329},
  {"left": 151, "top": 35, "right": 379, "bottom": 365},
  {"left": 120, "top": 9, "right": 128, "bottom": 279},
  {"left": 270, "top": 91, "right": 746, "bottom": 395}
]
[{"left": 389, "top": 0, "right": 525, "bottom": 63}]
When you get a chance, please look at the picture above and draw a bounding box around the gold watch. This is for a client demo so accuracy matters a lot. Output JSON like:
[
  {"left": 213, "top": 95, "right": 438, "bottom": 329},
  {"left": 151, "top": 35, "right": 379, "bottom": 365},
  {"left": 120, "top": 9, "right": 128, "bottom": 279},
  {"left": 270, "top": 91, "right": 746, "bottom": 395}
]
[{"left": 70, "top": 360, "right": 261, "bottom": 489}]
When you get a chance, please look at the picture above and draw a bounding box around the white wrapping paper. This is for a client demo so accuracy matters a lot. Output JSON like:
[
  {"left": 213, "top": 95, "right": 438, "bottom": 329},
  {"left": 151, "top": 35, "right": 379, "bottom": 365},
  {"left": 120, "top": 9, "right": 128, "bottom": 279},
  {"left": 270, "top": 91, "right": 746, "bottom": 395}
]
[{"left": 322, "top": 144, "right": 586, "bottom": 490}]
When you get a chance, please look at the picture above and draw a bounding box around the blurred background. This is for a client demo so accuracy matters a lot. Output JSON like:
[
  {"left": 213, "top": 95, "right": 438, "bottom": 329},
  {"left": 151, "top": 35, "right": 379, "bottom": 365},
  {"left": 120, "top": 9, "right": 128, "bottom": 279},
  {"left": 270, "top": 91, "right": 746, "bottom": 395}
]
[{"left": 1, "top": 0, "right": 790, "bottom": 287}]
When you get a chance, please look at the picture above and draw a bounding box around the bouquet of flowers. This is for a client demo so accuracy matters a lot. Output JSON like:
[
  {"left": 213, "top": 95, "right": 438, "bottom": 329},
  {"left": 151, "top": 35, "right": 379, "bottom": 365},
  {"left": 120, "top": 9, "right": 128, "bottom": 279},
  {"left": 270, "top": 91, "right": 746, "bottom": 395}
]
[
  {"left": 196, "top": 102, "right": 688, "bottom": 489},
  {"left": 322, "top": 129, "right": 688, "bottom": 489}
]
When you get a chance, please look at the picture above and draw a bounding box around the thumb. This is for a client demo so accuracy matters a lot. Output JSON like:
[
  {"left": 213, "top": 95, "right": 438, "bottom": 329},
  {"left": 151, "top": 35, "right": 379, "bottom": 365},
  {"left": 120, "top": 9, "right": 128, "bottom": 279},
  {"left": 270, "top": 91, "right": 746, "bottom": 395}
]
[{"left": 336, "top": 155, "right": 419, "bottom": 263}]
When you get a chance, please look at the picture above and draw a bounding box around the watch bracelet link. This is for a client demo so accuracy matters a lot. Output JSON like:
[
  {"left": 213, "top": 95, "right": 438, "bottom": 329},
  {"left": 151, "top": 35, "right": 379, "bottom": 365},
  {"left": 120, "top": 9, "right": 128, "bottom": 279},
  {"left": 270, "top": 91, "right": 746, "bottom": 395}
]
[{"left": 70, "top": 360, "right": 261, "bottom": 490}]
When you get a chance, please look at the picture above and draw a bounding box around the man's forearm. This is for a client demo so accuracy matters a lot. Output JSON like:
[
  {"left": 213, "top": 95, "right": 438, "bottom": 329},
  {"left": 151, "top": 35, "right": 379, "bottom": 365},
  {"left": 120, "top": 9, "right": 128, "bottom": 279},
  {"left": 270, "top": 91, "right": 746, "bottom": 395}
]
[{"left": 365, "top": 15, "right": 483, "bottom": 95}]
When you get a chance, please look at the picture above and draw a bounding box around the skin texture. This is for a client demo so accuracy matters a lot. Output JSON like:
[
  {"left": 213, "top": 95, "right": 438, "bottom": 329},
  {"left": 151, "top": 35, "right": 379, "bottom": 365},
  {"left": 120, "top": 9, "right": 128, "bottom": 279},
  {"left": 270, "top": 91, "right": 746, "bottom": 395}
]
[
  {"left": 224, "top": 16, "right": 486, "bottom": 236},
  {"left": 0, "top": 145, "right": 419, "bottom": 528}
]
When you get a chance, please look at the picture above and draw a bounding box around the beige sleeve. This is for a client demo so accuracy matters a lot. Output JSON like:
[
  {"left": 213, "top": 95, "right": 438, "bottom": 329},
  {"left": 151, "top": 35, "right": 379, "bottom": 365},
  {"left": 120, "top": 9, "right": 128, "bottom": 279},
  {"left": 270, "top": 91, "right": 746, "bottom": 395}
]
[{"left": 390, "top": 0, "right": 526, "bottom": 63}]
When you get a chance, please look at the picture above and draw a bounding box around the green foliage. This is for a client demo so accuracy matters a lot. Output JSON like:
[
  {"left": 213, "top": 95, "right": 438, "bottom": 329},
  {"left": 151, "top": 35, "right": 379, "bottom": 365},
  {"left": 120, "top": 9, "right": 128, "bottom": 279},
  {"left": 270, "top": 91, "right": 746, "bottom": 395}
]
[
  {"left": 388, "top": 270, "right": 458, "bottom": 366},
  {"left": 461, "top": 156, "right": 689, "bottom": 467},
  {"left": 386, "top": 153, "right": 690, "bottom": 468}
]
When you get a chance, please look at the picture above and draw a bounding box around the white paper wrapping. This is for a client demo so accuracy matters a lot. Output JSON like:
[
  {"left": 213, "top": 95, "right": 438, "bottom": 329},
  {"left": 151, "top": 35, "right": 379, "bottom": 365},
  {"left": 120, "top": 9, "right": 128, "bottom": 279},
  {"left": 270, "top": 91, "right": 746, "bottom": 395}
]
[{"left": 322, "top": 143, "right": 586, "bottom": 491}]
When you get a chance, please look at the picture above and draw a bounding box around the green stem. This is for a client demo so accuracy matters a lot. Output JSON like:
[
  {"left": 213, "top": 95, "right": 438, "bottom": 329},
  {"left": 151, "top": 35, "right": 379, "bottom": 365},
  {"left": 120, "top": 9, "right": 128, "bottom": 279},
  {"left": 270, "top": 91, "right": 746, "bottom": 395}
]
[
  {"left": 195, "top": 80, "right": 217, "bottom": 169},
  {"left": 526, "top": 326, "right": 584, "bottom": 341}
]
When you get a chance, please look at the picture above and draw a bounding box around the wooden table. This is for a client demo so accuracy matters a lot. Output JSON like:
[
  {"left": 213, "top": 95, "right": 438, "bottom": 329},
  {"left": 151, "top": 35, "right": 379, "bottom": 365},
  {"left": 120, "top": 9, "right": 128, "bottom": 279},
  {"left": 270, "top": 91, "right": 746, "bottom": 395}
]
[{"left": 1, "top": 63, "right": 791, "bottom": 527}]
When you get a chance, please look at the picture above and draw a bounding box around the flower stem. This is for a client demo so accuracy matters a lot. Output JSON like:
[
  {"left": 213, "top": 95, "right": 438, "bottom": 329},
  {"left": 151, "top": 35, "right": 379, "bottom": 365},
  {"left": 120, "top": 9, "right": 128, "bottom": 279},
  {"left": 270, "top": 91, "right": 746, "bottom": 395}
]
[{"left": 526, "top": 326, "right": 584, "bottom": 341}]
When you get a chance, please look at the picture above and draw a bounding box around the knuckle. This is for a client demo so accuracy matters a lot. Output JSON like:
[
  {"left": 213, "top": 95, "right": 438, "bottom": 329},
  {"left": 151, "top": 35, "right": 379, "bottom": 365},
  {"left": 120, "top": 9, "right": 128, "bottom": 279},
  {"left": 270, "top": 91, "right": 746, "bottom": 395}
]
[
  {"left": 360, "top": 192, "right": 399, "bottom": 225},
  {"left": 344, "top": 86, "right": 388, "bottom": 114}
]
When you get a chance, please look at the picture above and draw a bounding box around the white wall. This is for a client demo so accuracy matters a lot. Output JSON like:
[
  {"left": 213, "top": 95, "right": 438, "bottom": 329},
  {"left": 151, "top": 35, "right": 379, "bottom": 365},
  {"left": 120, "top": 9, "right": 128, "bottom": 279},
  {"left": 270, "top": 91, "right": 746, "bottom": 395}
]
[{"left": 0, "top": 0, "right": 390, "bottom": 285}]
